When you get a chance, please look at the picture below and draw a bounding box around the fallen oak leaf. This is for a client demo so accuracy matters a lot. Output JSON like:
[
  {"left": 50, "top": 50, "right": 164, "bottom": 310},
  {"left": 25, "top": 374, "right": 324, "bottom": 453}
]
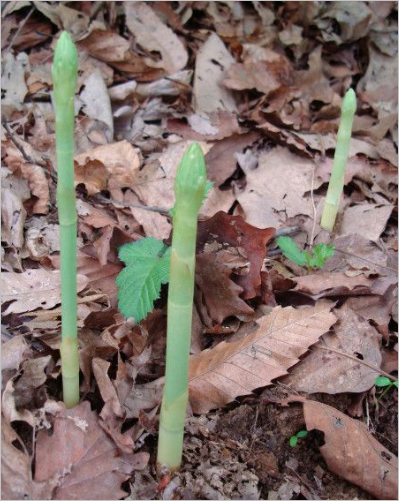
[
  {"left": 303, "top": 401, "right": 398, "bottom": 500},
  {"left": 195, "top": 253, "right": 254, "bottom": 324},
  {"left": 188, "top": 301, "right": 336, "bottom": 414},
  {"left": 34, "top": 401, "right": 149, "bottom": 500}
]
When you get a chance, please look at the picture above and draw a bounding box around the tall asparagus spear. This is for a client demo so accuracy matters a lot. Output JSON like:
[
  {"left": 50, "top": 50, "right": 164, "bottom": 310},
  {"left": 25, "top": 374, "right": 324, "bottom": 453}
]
[
  {"left": 320, "top": 88, "right": 357, "bottom": 232},
  {"left": 52, "top": 32, "right": 79, "bottom": 408},
  {"left": 157, "top": 143, "right": 207, "bottom": 471}
]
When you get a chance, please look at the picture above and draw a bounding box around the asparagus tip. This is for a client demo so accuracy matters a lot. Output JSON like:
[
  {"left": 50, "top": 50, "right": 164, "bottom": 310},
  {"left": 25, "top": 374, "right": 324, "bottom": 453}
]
[{"left": 342, "top": 88, "right": 356, "bottom": 116}]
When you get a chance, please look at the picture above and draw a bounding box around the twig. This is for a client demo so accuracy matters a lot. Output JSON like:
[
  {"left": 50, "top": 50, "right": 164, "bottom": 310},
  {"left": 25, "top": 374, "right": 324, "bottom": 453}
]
[
  {"left": 309, "top": 161, "right": 318, "bottom": 246},
  {"left": 93, "top": 193, "right": 170, "bottom": 215},
  {"left": 7, "top": 6, "right": 34, "bottom": 51},
  {"left": 2, "top": 120, "right": 47, "bottom": 168},
  {"left": 313, "top": 345, "right": 397, "bottom": 381}
]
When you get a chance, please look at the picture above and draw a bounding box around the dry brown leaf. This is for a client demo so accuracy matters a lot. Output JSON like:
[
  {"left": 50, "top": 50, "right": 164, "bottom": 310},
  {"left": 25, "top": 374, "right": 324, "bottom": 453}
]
[
  {"left": 205, "top": 132, "right": 260, "bottom": 187},
  {"left": 197, "top": 211, "right": 275, "bottom": 299},
  {"left": 1, "top": 172, "right": 29, "bottom": 249},
  {"left": 1, "top": 52, "right": 29, "bottom": 114},
  {"left": 1, "top": 335, "right": 28, "bottom": 371},
  {"left": 237, "top": 146, "right": 314, "bottom": 228},
  {"left": 193, "top": 33, "right": 238, "bottom": 115},
  {"left": 2, "top": 269, "right": 88, "bottom": 315},
  {"left": 195, "top": 253, "right": 254, "bottom": 324},
  {"left": 77, "top": 30, "right": 130, "bottom": 64},
  {"left": 293, "top": 273, "right": 373, "bottom": 298},
  {"left": 188, "top": 302, "right": 336, "bottom": 414},
  {"left": 74, "top": 141, "right": 140, "bottom": 196},
  {"left": 167, "top": 111, "right": 240, "bottom": 141},
  {"left": 34, "top": 401, "right": 149, "bottom": 500},
  {"left": 1, "top": 419, "right": 55, "bottom": 500},
  {"left": 284, "top": 308, "right": 382, "bottom": 393},
  {"left": 338, "top": 204, "right": 394, "bottom": 242},
  {"left": 303, "top": 401, "right": 398, "bottom": 500},
  {"left": 125, "top": 2, "right": 187, "bottom": 75}
]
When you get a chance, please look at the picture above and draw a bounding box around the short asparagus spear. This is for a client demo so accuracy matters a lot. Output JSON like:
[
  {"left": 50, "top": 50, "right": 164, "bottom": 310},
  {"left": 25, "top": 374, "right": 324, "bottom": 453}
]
[
  {"left": 157, "top": 143, "right": 207, "bottom": 471},
  {"left": 320, "top": 88, "right": 357, "bottom": 232},
  {"left": 52, "top": 32, "right": 79, "bottom": 408}
]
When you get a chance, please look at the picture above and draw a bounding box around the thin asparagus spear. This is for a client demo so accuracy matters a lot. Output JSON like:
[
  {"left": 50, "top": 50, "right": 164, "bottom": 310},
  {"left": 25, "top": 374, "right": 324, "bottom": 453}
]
[
  {"left": 157, "top": 143, "right": 207, "bottom": 471},
  {"left": 52, "top": 32, "right": 79, "bottom": 408},
  {"left": 320, "top": 88, "right": 357, "bottom": 232}
]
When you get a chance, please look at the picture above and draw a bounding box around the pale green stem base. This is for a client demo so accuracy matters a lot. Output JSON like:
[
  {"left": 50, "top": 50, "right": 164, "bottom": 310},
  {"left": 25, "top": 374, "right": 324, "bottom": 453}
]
[
  {"left": 60, "top": 337, "right": 79, "bottom": 408},
  {"left": 157, "top": 389, "right": 189, "bottom": 471},
  {"left": 320, "top": 200, "right": 339, "bottom": 233}
]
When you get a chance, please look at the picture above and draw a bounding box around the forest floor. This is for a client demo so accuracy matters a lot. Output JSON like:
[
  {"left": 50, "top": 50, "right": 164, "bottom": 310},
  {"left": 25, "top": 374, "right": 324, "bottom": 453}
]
[{"left": 1, "top": 2, "right": 398, "bottom": 500}]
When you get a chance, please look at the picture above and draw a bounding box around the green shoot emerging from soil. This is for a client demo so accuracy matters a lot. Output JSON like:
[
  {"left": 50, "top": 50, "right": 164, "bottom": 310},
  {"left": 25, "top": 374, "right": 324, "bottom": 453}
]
[
  {"left": 289, "top": 430, "right": 308, "bottom": 447},
  {"left": 375, "top": 376, "right": 398, "bottom": 400},
  {"left": 277, "top": 236, "right": 334, "bottom": 272},
  {"left": 52, "top": 31, "right": 79, "bottom": 408},
  {"left": 321, "top": 88, "right": 357, "bottom": 232},
  {"left": 157, "top": 142, "right": 207, "bottom": 472}
]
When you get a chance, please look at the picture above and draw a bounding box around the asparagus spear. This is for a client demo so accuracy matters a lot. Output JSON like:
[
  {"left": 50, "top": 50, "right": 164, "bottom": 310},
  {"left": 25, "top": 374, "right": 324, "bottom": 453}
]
[
  {"left": 157, "top": 143, "right": 207, "bottom": 471},
  {"left": 52, "top": 32, "right": 79, "bottom": 408},
  {"left": 320, "top": 88, "right": 357, "bottom": 232}
]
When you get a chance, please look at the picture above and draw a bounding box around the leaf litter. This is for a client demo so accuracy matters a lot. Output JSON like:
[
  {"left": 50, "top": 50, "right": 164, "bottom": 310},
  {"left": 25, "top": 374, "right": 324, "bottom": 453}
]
[{"left": 1, "top": 1, "right": 398, "bottom": 500}]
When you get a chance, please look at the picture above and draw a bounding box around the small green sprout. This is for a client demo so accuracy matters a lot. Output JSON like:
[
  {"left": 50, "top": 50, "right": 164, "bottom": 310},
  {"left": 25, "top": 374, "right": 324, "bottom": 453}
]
[
  {"left": 277, "top": 236, "right": 334, "bottom": 272},
  {"left": 321, "top": 88, "right": 357, "bottom": 232},
  {"left": 289, "top": 430, "right": 308, "bottom": 447},
  {"left": 375, "top": 376, "right": 398, "bottom": 399}
]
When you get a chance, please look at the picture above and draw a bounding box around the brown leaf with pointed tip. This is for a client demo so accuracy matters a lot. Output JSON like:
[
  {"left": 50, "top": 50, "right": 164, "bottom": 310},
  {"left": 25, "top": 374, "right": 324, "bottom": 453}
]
[
  {"left": 293, "top": 273, "right": 373, "bottom": 298},
  {"left": 198, "top": 211, "right": 275, "bottom": 299},
  {"left": 205, "top": 132, "right": 260, "bottom": 186},
  {"left": 303, "top": 401, "right": 398, "bottom": 500},
  {"left": 189, "top": 302, "right": 336, "bottom": 414},
  {"left": 34, "top": 401, "right": 149, "bottom": 500},
  {"left": 195, "top": 253, "right": 254, "bottom": 324}
]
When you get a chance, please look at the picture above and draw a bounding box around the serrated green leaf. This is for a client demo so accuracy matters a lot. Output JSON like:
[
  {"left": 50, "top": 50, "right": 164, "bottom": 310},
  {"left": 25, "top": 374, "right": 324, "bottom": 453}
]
[
  {"left": 296, "top": 430, "right": 308, "bottom": 438},
  {"left": 277, "top": 236, "right": 307, "bottom": 266},
  {"left": 374, "top": 376, "right": 392, "bottom": 387},
  {"left": 116, "top": 238, "right": 171, "bottom": 322},
  {"left": 394, "top": 381, "right": 398, "bottom": 388},
  {"left": 289, "top": 436, "right": 298, "bottom": 447},
  {"left": 310, "top": 243, "right": 335, "bottom": 268}
]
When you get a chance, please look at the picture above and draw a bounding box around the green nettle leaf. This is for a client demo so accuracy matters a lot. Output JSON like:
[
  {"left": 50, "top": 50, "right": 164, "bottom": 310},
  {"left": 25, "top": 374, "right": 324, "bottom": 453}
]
[
  {"left": 277, "top": 236, "right": 307, "bottom": 266},
  {"left": 310, "top": 243, "right": 335, "bottom": 267},
  {"left": 296, "top": 430, "right": 308, "bottom": 438},
  {"left": 374, "top": 376, "right": 393, "bottom": 388},
  {"left": 116, "top": 238, "right": 171, "bottom": 322},
  {"left": 289, "top": 436, "right": 298, "bottom": 447}
]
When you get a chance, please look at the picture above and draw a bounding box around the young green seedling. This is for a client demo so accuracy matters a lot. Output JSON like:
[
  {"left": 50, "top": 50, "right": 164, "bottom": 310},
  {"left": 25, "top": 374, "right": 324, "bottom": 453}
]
[
  {"left": 321, "top": 88, "right": 357, "bottom": 232},
  {"left": 157, "top": 143, "right": 207, "bottom": 472},
  {"left": 52, "top": 32, "right": 79, "bottom": 408},
  {"left": 289, "top": 430, "right": 308, "bottom": 447},
  {"left": 277, "top": 236, "right": 334, "bottom": 273},
  {"left": 375, "top": 376, "right": 398, "bottom": 400}
]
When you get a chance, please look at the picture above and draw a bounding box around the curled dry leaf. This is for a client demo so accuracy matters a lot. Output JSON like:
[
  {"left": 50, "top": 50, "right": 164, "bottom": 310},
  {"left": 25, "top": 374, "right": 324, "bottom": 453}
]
[
  {"left": 284, "top": 308, "right": 382, "bottom": 394},
  {"left": 34, "top": 401, "right": 149, "bottom": 500},
  {"left": 1, "top": 269, "right": 88, "bottom": 315},
  {"left": 303, "top": 401, "right": 398, "bottom": 500},
  {"left": 74, "top": 141, "right": 140, "bottom": 196},
  {"left": 205, "top": 132, "right": 260, "bottom": 187},
  {"left": 195, "top": 253, "right": 254, "bottom": 324},
  {"left": 188, "top": 301, "right": 336, "bottom": 414},
  {"left": 198, "top": 211, "right": 275, "bottom": 299},
  {"left": 125, "top": 2, "right": 187, "bottom": 75},
  {"left": 167, "top": 111, "right": 240, "bottom": 141}
]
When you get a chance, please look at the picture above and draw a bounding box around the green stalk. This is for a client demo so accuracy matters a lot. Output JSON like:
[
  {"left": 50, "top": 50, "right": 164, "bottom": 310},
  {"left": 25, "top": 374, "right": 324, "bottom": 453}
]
[
  {"left": 320, "top": 88, "right": 357, "bottom": 232},
  {"left": 52, "top": 32, "right": 79, "bottom": 408},
  {"left": 157, "top": 143, "right": 206, "bottom": 471}
]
